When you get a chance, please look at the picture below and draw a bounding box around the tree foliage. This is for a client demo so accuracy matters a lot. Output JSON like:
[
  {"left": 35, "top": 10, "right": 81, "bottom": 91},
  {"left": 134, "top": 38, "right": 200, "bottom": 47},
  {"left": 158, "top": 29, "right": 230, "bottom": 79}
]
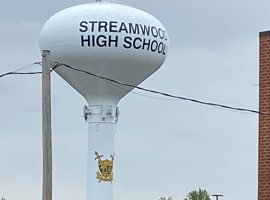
[
  {"left": 159, "top": 197, "right": 173, "bottom": 200},
  {"left": 184, "top": 188, "right": 210, "bottom": 200}
]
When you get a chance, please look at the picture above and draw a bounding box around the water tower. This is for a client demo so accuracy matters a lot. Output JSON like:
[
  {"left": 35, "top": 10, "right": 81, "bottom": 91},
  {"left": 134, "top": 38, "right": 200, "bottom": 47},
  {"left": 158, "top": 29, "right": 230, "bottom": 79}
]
[{"left": 39, "top": 1, "right": 169, "bottom": 200}]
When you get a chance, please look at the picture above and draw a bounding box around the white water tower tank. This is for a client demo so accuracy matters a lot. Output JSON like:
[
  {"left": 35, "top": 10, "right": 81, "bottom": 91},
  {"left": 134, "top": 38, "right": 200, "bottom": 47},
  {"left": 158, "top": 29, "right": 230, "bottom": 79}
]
[{"left": 39, "top": 2, "right": 169, "bottom": 200}]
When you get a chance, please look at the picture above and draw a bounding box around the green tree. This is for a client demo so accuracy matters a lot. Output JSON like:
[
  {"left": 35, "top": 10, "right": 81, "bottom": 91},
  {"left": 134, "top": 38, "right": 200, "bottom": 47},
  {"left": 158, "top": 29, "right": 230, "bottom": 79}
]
[
  {"left": 184, "top": 188, "right": 210, "bottom": 200},
  {"left": 159, "top": 197, "right": 172, "bottom": 200}
]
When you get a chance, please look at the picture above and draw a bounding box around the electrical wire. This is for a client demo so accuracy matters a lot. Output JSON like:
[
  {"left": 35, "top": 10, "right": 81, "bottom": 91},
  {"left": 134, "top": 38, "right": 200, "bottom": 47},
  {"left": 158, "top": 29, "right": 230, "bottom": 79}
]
[
  {"left": 54, "top": 62, "right": 270, "bottom": 115},
  {"left": 102, "top": 75, "right": 178, "bottom": 101},
  {"left": 0, "top": 63, "right": 42, "bottom": 78},
  {"left": 0, "top": 61, "right": 267, "bottom": 115},
  {"left": 0, "top": 71, "right": 42, "bottom": 78},
  {"left": 12, "top": 63, "right": 38, "bottom": 72}
]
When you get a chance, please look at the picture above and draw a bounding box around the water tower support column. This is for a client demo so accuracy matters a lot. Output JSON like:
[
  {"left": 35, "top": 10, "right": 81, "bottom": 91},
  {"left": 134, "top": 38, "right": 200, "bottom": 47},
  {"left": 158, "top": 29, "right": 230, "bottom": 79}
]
[{"left": 85, "top": 104, "right": 119, "bottom": 200}]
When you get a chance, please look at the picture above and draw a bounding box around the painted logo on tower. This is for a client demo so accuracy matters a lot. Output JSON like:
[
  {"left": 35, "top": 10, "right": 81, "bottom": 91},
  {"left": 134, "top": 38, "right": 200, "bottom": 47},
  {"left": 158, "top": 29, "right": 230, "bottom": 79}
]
[{"left": 95, "top": 151, "right": 114, "bottom": 183}]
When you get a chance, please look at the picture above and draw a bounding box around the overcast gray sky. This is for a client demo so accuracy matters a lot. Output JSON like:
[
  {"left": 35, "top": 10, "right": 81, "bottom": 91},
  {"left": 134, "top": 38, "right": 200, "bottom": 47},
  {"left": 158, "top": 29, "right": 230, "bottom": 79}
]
[{"left": 1, "top": 0, "right": 269, "bottom": 199}]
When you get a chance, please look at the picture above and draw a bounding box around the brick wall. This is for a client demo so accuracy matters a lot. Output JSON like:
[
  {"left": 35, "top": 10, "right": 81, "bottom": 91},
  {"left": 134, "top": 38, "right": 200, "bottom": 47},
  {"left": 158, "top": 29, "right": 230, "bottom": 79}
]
[{"left": 258, "top": 31, "right": 270, "bottom": 200}]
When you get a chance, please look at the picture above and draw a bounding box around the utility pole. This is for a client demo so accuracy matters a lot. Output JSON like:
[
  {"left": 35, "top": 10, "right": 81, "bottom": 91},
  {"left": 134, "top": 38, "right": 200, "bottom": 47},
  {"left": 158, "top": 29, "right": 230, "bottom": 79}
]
[
  {"left": 211, "top": 194, "right": 223, "bottom": 200},
  {"left": 42, "top": 50, "right": 52, "bottom": 200}
]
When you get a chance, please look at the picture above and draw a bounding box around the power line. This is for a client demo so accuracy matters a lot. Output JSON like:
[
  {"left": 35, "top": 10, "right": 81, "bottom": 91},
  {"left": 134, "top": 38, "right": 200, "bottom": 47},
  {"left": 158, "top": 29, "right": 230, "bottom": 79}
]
[
  {"left": 54, "top": 63, "right": 270, "bottom": 115},
  {"left": 0, "top": 71, "right": 42, "bottom": 78},
  {"left": 0, "top": 63, "right": 42, "bottom": 78},
  {"left": 0, "top": 62, "right": 267, "bottom": 115},
  {"left": 13, "top": 63, "right": 38, "bottom": 72},
  {"left": 96, "top": 72, "right": 178, "bottom": 101}
]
